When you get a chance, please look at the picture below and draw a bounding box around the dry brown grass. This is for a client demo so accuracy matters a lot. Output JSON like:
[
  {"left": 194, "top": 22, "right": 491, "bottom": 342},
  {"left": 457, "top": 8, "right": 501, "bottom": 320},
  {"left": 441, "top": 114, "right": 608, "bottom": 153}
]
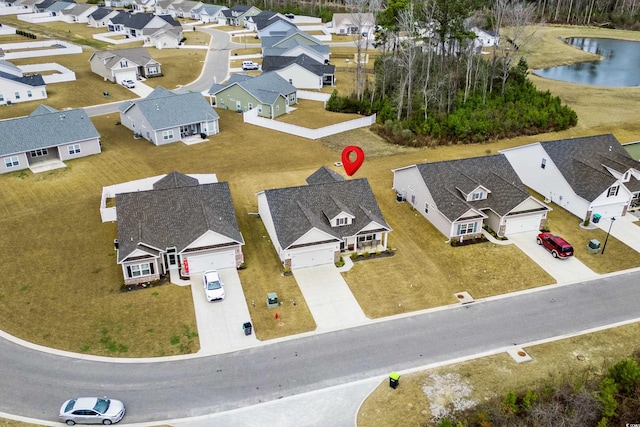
[
  {"left": 275, "top": 99, "right": 362, "bottom": 128},
  {"left": 358, "top": 322, "right": 640, "bottom": 426}
]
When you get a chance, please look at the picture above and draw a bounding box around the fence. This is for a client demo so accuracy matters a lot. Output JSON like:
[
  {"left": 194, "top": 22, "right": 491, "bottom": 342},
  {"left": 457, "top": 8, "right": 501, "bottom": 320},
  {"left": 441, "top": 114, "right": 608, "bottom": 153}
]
[
  {"left": 19, "top": 63, "right": 76, "bottom": 83},
  {"left": 0, "top": 40, "right": 82, "bottom": 59},
  {"left": 243, "top": 108, "right": 376, "bottom": 140}
]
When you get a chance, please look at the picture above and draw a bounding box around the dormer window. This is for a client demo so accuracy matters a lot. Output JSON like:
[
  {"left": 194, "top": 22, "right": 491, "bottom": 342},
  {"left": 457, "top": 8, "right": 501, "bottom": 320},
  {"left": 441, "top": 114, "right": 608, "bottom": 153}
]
[
  {"left": 335, "top": 217, "right": 350, "bottom": 226},
  {"left": 471, "top": 191, "right": 485, "bottom": 201},
  {"left": 120, "top": 60, "right": 128, "bottom": 68},
  {"left": 623, "top": 171, "right": 630, "bottom": 182},
  {"left": 607, "top": 185, "right": 619, "bottom": 197}
]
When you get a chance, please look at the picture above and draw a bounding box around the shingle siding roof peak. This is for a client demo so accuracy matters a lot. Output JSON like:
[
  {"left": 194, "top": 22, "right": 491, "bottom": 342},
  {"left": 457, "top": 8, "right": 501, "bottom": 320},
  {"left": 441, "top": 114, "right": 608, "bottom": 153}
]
[
  {"left": 153, "top": 171, "right": 199, "bottom": 190},
  {"left": 262, "top": 178, "right": 390, "bottom": 249},
  {"left": 306, "top": 166, "right": 344, "bottom": 185},
  {"left": 0, "top": 106, "right": 98, "bottom": 157},
  {"left": 262, "top": 54, "right": 334, "bottom": 75},
  {"left": 540, "top": 134, "right": 637, "bottom": 201},
  {"left": 415, "top": 154, "right": 533, "bottom": 220},
  {"left": 116, "top": 180, "right": 243, "bottom": 262},
  {"left": 0, "top": 70, "right": 45, "bottom": 87},
  {"left": 209, "top": 71, "right": 295, "bottom": 105}
]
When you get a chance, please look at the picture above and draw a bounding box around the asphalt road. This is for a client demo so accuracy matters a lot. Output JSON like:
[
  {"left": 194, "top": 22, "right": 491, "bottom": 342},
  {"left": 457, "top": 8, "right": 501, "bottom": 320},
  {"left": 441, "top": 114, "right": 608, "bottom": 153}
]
[{"left": 1, "top": 270, "right": 639, "bottom": 424}]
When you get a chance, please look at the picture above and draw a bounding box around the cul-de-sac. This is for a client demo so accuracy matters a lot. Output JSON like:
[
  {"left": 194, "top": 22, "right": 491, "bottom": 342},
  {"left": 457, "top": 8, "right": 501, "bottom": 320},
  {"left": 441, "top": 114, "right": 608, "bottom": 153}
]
[{"left": 1, "top": 0, "right": 640, "bottom": 425}]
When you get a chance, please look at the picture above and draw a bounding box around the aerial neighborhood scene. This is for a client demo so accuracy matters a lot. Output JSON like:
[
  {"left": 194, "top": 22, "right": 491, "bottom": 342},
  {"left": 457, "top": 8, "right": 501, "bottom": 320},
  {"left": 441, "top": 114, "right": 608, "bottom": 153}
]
[{"left": 1, "top": 0, "right": 640, "bottom": 424}]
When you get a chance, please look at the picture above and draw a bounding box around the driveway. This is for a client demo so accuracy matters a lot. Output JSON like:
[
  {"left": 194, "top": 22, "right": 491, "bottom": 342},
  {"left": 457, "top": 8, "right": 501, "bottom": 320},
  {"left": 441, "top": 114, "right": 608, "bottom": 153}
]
[
  {"left": 191, "top": 268, "right": 258, "bottom": 354},
  {"left": 293, "top": 265, "right": 368, "bottom": 332},
  {"left": 596, "top": 214, "right": 640, "bottom": 252},
  {"left": 507, "top": 232, "right": 598, "bottom": 284}
]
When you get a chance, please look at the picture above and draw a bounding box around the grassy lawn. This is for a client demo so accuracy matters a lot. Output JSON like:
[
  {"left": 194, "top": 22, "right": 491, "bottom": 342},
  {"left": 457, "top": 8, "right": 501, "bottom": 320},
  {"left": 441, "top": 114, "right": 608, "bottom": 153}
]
[
  {"left": 358, "top": 321, "right": 640, "bottom": 426},
  {"left": 275, "top": 99, "right": 363, "bottom": 128}
]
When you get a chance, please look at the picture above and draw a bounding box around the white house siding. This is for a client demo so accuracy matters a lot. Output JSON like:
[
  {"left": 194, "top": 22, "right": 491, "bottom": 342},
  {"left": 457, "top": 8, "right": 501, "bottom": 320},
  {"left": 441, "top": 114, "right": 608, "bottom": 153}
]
[
  {"left": 257, "top": 191, "right": 284, "bottom": 257},
  {"left": 58, "top": 138, "right": 101, "bottom": 161},
  {"left": 0, "top": 79, "right": 47, "bottom": 105},
  {"left": 275, "top": 66, "right": 321, "bottom": 90},
  {"left": 590, "top": 186, "right": 631, "bottom": 219},
  {"left": 502, "top": 143, "right": 585, "bottom": 217},
  {"left": 1, "top": 152, "right": 28, "bottom": 174},
  {"left": 281, "top": 46, "right": 327, "bottom": 63}
]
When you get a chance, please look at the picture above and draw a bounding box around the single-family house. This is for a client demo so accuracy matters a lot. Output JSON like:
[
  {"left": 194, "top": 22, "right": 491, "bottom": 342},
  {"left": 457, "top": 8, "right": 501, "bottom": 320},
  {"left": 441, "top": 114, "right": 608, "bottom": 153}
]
[
  {"left": 256, "top": 15, "right": 296, "bottom": 38},
  {"left": 0, "top": 104, "right": 100, "bottom": 174},
  {"left": 220, "top": 4, "right": 260, "bottom": 26},
  {"left": 154, "top": 0, "right": 173, "bottom": 16},
  {"left": 245, "top": 10, "right": 286, "bottom": 32},
  {"left": 115, "top": 171, "right": 245, "bottom": 284},
  {"left": 392, "top": 155, "right": 551, "bottom": 241},
  {"left": 89, "top": 47, "right": 162, "bottom": 83},
  {"left": 257, "top": 167, "right": 392, "bottom": 270},
  {"left": 501, "top": 134, "right": 640, "bottom": 224},
  {"left": 143, "top": 25, "right": 183, "bottom": 49},
  {"left": 107, "top": 12, "right": 181, "bottom": 38},
  {"left": 87, "top": 7, "right": 118, "bottom": 28},
  {"left": 60, "top": 2, "right": 96, "bottom": 22},
  {"left": 0, "top": 59, "right": 47, "bottom": 105},
  {"left": 329, "top": 12, "right": 376, "bottom": 38},
  {"left": 261, "top": 28, "right": 330, "bottom": 64},
  {"left": 208, "top": 71, "right": 297, "bottom": 119},
  {"left": 119, "top": 86, "right": 219, "bottom": 145},
  {"left": 471, "top": 27, "right": 499, "bottom": 48},
  {"left": 190, "top": 3, "right": 226, "bottom": 23},
  {"left": 168, "top": 0, "right": 200, "bottom": 18},
  {"left": 132, "top": 0, "right": 155, "bottom": 13},
  {"left": 262, "top": 54, "right": 335, "bottom": 89},
  {"left": 104, "top": 0, "right": 133, "bottom": 8}
]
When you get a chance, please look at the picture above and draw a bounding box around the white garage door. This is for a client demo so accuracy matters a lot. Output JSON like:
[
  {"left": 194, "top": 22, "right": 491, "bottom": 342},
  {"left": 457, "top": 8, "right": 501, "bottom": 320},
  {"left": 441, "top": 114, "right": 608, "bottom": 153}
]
[
  {"left": 592, "top": 203, "right": 625, "bottom": 220},
  {"left": 504, "top": 215, "right": 541, "bottom": 235},
  {"left": 291, "top": 248, "right": 334, "bottom": 270},
  {"left": 185, "top": 251, "right": 236, "bottom": 274}
]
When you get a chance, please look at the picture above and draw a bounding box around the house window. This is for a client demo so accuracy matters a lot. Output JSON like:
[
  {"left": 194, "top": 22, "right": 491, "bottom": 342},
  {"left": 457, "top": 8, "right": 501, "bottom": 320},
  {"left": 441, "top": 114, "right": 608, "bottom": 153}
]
[
  {"left": 336, "top": 217, "right": 349, "bottom": 226},
  {"left": 425, "top": 203, "right": 429, "bottom": 214},
  {"left": 148, "top": 66, "right": 158, "bottom": 74},
  {"left": 358, "top": 234, "right": 375, "bottom": 242},
  {"left": 27, "top": 90, "right": 32, "bottom": 98},
  {"left": 257, "top": 105, "right": 262, "bottom": 113},
  {"left": 0, "top": 94, "right": 4, "bottom": 102},
  {"left": 162, "top": 130, "right": 174, "bottom": 140},
  {"left": 471, "top": 192, "right": 484, "bottom": 200},
  {"left": 541, "top": 158, "right": 546, "bottom": 169},
  {"left": 120, "top": 60, "right": 128, "bottom": 68},
  {"left": 608, "top": 186, "right": 619, "bottom": 197},
  {"left": 68, "top": 144, "right": 81, "bottom": 155},
  {"left": 30, "top": 149, "right": 48, "bottom": 157},
  {"left": 276, "top": 105, "right": 280, "bottom": 111},
  {"left": 4, "top": 156, "right": 19, "bottom": 168},
  {"left": 457, "top": 222, "right": 477, "bottom": 235},
  {"left": 14, "top": 92, "right": 20, "bottom": 99},
  {"left": 127, "top": 262, "right": 154, "bottom": 278}
]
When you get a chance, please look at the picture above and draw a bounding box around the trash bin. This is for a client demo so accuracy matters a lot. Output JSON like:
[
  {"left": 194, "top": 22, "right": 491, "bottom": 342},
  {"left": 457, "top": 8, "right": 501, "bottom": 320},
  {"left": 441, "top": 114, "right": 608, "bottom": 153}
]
[
  {"left": 242, "top": 322, "right": 252, "bottom": 336},
  {"left": 389, "top": 372, "right": 400, "bottom": 389},
  {"left": 592, "top": 213, "right": 602, "bottom": 223},
  {"left": 396, "top": 193, "right": 404, "bottom": 202}
]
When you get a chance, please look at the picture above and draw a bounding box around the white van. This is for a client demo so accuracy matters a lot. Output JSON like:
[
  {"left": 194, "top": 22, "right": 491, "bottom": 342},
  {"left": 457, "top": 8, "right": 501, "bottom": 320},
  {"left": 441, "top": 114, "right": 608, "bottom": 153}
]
[{"left": 242, "top": 61, "right": 259, "bottom": 70}]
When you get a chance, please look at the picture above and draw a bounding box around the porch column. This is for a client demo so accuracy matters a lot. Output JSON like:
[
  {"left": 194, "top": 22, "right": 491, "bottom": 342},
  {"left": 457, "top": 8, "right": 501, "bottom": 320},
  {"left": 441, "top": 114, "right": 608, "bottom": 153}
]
[{"left": 383, "top": 232, "right": 388, "bottom": 250}]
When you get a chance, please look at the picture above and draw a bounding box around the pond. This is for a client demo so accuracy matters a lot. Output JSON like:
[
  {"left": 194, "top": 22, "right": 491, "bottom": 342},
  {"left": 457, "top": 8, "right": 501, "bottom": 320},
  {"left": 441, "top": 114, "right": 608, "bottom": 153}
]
[{"left": 533, "top": 38, "right": 640, "bottom": 87}]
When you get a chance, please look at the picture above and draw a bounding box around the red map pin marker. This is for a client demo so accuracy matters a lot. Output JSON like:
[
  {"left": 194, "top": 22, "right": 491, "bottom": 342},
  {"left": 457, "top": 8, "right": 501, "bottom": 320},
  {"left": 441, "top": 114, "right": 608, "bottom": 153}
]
[{"left": 341, "top": 145, "right": 365, "bottom": 176}]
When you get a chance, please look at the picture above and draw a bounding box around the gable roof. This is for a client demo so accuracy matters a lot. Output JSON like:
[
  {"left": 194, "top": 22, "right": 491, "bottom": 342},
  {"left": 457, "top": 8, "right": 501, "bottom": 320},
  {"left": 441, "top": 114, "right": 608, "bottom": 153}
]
[
  {"left": 208, "top": 71, "right": 296, "bottom": 105},
  {"left": 109, "top": 11, "right": 179, "bottom": 29},
  {"left": 0, "top": 68, "right": 45, "bottom": 87},
  {"left": 540, "top": 134, "right": 640, "bottom": 201},
  {"left": 88, "top": 6, "right": 114, "bottom": 20},
  {"left": 305, "top": 166, "right": 345, "bottom": 185},
  {"left": 261, "top": 178, "right": 390, "bottom": 249},
  {"left": 192, "top": 3, "right": 225, "bottom": 15},
  {"left": 60, "top": 2, "right": 93, "bottom": 15},
  {"left": 90, "top": 47, "right": 160, "bottom": 69},
  {"left": 0, "top": 105, "right": 98, "bottom": 156},
  {"left": 119, "top": 86, "right": 218, "bottom": 130},
  {"left": 413, "top": 154, "right": 537, "bottom": 220},
  {"left": 116, "top": 174, "right": 243, "bottom": 262},
  {"left": 262, "top": 54, "right": 334, "bottom": 76}
]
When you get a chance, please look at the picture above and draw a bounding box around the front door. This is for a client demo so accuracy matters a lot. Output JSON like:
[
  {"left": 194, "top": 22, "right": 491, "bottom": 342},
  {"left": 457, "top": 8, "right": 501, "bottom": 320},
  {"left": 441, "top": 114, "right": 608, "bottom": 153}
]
[{"left": 166, "top": 248, "right": 178, "bottom": 270}]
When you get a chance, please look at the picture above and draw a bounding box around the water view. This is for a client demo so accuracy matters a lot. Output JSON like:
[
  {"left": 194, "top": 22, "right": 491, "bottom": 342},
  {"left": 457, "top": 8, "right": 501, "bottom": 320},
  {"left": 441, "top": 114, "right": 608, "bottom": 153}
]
[{"left": 533, "top": 37, "right": 640, "bottom": 87}]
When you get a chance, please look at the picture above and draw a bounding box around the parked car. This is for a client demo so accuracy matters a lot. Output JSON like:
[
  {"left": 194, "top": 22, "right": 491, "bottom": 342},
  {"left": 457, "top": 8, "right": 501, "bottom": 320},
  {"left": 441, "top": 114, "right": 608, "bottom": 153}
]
[
  {"left": 59, "top": 397, "right": 125, "bottom": 425},
  {"left": 242, "top": 61, "right": 259, "bottom": 70},
  {"left": 536, "top": 232, "right": 574, "bottom": 259},
  {"left": 120, "top": 79, "right": 135, "bottom": 89},
  {"left": 203, "top": 270, "right": 225, "bottom": 301}
]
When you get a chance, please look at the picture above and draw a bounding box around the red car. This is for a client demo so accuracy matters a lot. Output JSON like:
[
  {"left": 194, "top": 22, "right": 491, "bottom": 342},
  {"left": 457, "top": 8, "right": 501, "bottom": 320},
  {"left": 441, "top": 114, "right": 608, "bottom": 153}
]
[{"left": 536, "top": 232, "right": 574, "bottom": 259}]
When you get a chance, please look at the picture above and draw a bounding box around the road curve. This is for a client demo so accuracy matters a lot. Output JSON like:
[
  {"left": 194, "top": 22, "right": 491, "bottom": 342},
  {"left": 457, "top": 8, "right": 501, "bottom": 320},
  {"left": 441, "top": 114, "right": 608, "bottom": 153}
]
[{"left": 1, "top": 270, "right": 639, "bottom": 424}]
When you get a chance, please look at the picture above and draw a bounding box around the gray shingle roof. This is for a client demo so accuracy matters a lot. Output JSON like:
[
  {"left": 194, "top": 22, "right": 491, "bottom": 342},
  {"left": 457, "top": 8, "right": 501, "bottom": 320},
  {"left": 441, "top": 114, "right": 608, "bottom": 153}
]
[
  {"left": 415, "top": 154, "right": 536, "bottom": 220},
  {"left": 116, "top": 174, "right": 243, "bottom": 262},
  {"left": 88, "top": 7, "right": 114, "bottom": 20},
  {"left": 110, "top": 12, "right": 179, "bottom": 29},
  {"left": 305, "top": 166, "right": 345, "bottom": 185},
  {"left": 119, "top": 87, "right": 218, "bottom": 131},
  {"left": 0, "top": 70, "right": 45, "bottom": 87},
  {"left": 262, "top": 54, "right": 335, "bottom": 76},
  {"left": 262, "top": 178, "right": 390, "bottom": 249},
  {"left": 208, "top": 71, "right": 295, "bottom": 105},
  {"left": 91, "top": 47, "right": 160, "bottom": 70},
  {"left": 0, "top": 106, "right": 98, "bottom": 156},
  {"left": 540, "top": 134, "right": 640, "bottom": 200}
]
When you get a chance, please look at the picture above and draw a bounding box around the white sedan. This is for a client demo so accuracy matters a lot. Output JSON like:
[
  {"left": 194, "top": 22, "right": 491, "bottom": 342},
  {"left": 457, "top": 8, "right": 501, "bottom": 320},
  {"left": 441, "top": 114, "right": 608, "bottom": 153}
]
[
  {"left": 59, "top": 397, "right": 125, "bottom": 425},
  {"left": 203, "top": 270, "right": 225, "bottom": 302}
]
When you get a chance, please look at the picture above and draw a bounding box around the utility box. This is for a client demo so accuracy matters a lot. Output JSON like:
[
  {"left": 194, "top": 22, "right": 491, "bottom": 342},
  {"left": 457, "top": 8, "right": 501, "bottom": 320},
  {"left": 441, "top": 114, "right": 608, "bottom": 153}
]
[
  {"left": 587, "top": 239, "right": 601, "bottom": 253},
  {"left": 267, "top": 292, "right": 278, "bottom": 308}
]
